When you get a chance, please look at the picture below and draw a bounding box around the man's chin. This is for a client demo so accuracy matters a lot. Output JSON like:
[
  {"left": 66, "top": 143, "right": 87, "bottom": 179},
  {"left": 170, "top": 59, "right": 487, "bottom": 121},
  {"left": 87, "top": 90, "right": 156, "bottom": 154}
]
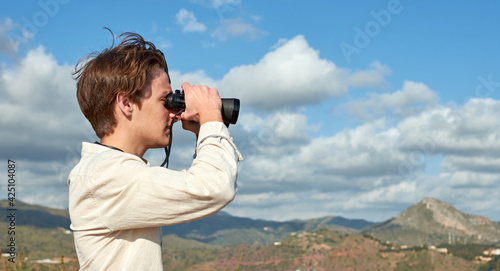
[
  {"left": 160, "top": 141, "right": 170, "bottom": 148},
  {"left": 150, "top": 139, "right": 170, "bottom": 149}
]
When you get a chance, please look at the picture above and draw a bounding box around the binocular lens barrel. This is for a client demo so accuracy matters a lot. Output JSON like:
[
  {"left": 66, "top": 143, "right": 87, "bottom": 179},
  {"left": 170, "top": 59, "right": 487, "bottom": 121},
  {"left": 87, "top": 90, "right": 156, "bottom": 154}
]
[
  {"left": 221, "top": 98, "right": 240, "bottom": 125},
  {"left": 165, "top": 89, "right": 240, "bottom": 125}
]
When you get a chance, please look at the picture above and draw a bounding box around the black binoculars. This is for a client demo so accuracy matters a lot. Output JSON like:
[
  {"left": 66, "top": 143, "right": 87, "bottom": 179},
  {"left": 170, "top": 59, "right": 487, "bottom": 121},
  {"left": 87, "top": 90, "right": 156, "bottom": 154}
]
[{"left": 165, "top": 89, "right": 240, "bottom": 126}]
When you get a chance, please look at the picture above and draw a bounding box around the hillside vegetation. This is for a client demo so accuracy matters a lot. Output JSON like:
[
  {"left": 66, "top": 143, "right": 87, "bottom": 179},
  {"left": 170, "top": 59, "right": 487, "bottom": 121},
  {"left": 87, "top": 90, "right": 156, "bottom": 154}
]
[{"left": 1, "top": 198, "right": 500, "bottom": 270}]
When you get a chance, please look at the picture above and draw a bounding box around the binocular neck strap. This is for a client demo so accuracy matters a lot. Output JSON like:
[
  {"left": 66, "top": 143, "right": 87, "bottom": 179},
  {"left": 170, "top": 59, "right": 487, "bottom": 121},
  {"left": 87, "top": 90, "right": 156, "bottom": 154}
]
[{"left": 161, "top": 109, "right": 184, "bottom": 168}]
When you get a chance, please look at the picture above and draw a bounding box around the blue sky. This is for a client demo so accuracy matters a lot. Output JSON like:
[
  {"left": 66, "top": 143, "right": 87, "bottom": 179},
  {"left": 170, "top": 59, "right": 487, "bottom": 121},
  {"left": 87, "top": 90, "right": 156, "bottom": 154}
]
[{"left": 1, "top": 0, "right": 500, "bottom": 223}]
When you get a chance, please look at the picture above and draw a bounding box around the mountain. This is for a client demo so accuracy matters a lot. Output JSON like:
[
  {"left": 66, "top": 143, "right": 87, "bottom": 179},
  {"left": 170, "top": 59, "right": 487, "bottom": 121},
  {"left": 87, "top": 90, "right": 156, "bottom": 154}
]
[
  {"left": 162, "top": 228, "right": 480, "bottom": 271},
  {"left": 3, "top": 197, "right": 500, "bottom": 248},
  {"left": 161, "top": 213, "right": 375, "bottom": 246},
  {"left": 2, "top": 198, "right": 500, "bottom": 270},
  {"left": 0, "top": 200, "right": 70, "bottom": 229},
  {"left": 0, "top": 199, "right": 374, "bottom": 246},
  {"left": 363, "top": 197, "right": 500, "bottom": 246}
]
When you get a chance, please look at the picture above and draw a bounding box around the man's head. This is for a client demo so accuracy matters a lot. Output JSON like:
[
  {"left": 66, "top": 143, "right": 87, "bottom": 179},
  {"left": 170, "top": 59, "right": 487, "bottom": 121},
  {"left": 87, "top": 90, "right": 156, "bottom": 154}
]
[{"left": 74, "top": 30, "right": 169, "bottom": 138}]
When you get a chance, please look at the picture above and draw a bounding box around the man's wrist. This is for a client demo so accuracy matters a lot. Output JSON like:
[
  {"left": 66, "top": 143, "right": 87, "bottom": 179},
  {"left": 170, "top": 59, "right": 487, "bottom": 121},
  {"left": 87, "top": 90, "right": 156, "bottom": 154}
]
[
  {"left": 199, "top": 110, "right": 223, "bottom": 125},
  {"left": 197, "top": 121, "right": 230, "bottom": 143}
]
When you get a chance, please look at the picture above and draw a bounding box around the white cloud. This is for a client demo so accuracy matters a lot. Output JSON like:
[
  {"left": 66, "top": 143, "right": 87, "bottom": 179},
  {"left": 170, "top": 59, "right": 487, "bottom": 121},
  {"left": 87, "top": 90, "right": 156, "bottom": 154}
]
[
  {"left": 155, "top": 38, "right": 172, "bottom": 50},
  {"left": 201, "top": 41, "right": 216, "bottom": 48},
  {"left": 346, "top": 61, "right": 391, "bottom": 88},
  {"left": 210, "top": 0, "right": 242, "bottom": 8},
  {"left": 218, "top": 35, "right": 390, "bottom": 110},
  {"left": 447, "top": 171, "right": 498, "bottom": 188},
  {"left": 442, "top": 156, "right": 500, "bottom": 174},
  {"left": 396, "top": 98, "right": 500, "bottom": 156},
  {"left": 0, "top": 46, "right": 97, "bottom": 210},
  {"left": 168, "top": 69, "right": 216, "bottom": 91},
  {"left": 189, "top": 0, "right": 241, "bottom": 8},
  {"left": 298, "top": 120, "right": 406, "bottom": 179},
  {"left": 0, "top": 45, "right": 95, "bottom": 162},
  {"left": 344, "top": 80, "right": 439, "bottom": 120},
  {"left": 152, "top": 22, "right": 158, "bottom": 34},
  {"left": 211, "top": 18, "right": 267, "bottom": 41},
  {"left": 250, "top": 14, "right": 262, "bottom": 22},
  {"left": 0, "top": 17, "right": 32, "bottom": 57},
  {"left": 346, "top": 178, "right": 420, "bottom": 208},
  {"left": 176, "top": 9, "right": 207, "bottom": 33},
  {"left": 229, "top": 93, "right": 500, "bottom": 221},
  {"left": 3, "top": 35, "right": 500, "bottom": 224}
]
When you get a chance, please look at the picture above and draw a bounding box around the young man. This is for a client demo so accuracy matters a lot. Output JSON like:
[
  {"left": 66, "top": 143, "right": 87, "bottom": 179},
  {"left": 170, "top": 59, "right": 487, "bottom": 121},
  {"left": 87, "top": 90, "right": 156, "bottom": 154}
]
[{"left": 68, "top": 31, "right": 242, "bottom": 270}]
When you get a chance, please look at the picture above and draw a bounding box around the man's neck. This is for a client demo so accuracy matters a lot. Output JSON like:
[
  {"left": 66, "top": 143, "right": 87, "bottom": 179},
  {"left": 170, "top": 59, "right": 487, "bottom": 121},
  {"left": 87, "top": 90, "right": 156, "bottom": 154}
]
[{"left": 100, "top": 132, "right": 148, "bottom": 158}]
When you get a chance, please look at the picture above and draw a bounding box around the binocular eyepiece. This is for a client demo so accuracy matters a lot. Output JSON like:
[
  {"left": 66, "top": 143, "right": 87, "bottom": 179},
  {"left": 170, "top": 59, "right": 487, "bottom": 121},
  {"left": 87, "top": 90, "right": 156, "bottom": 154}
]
[{"left": 164, "top": 89, "right": 240, "bottom": 126}]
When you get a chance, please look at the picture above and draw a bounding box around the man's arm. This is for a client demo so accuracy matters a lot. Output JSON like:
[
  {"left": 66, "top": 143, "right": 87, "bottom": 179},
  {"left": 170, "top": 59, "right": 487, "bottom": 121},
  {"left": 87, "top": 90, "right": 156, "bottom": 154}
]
[{"left": 88, "top": 122, "right": 241, "bottom": 231}]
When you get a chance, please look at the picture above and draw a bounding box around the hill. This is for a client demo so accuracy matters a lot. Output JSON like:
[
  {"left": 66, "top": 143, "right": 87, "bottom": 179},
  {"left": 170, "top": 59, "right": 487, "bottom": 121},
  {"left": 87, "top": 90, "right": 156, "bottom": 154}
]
[
  {"left": 363, "top": 197, "right": 500, "bottom": 246},
  {"left": 0, "top": 200, "right": 70, "bottom": 229},
  {"left": 161, "top": 212, "right": 374, "bottom": 246},
  {"left": 162, "top": 228, "right": 480, "bottom": 271},
  {"left": 3, "top": 197, "right": 500, "bottom": 248},
  {"left": 0, "top": 199, "right": 374, "bottom": 246},
  {"left": 1, "top": 198, "right": 500, "bottom": 270}
]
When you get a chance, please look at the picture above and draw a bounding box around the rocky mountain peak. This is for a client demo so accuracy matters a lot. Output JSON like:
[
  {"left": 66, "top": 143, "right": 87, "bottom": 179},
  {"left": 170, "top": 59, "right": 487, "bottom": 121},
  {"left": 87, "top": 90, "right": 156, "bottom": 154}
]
[
  {"left": 418, "top": 197, "right": 493, "bottom": 230},
  {"left": 385, "top": 197, "right": 500, "bottom": 244}
]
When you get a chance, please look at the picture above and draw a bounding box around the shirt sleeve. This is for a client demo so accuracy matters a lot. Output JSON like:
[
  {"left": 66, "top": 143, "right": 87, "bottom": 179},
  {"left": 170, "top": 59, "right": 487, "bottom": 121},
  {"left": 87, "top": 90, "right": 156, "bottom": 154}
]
[{"left": 93, "top": 122, "right": 242, "bottom": 231}]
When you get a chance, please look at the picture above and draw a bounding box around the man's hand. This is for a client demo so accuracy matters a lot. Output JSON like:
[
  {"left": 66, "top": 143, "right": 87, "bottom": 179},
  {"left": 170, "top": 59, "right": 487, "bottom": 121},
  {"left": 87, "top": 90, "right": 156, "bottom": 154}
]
[
  {"left": 180, "top": 82, "right": 223, "bottom": 134},
  {"left": 181, "top": 120, "right": 200, "bottom": 136}
]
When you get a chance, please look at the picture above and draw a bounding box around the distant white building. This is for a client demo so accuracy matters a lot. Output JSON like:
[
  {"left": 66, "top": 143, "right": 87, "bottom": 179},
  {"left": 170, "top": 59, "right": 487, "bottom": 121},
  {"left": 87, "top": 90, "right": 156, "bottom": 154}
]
[
  {"left": 428, "top": 246, "right": 448, "bottom": 254},
  {"left": 33, "top": 258, "right": 59, "bottom": 264},
  {"left": 483, "top": 248, "right": 500, "bottom": 256},
  {"left": 263, "top": 226, "right": 273, "bottom": 231},
  {"left": 436, "top": 248, "right": 448, "bottom": 254}
]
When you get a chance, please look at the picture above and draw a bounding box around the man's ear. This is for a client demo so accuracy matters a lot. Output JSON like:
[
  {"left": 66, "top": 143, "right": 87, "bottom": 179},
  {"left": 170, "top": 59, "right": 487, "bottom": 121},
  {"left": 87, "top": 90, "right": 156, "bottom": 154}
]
[{"left": 116, "top": 92, "right": 134, "bottom": 118}]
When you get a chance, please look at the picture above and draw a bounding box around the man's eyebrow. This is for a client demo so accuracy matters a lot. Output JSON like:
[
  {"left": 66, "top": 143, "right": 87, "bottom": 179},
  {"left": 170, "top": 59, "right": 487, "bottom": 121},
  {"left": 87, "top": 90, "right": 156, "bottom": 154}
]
[{"left": 160, "top": 89, "right": 171, "bottom": 97}]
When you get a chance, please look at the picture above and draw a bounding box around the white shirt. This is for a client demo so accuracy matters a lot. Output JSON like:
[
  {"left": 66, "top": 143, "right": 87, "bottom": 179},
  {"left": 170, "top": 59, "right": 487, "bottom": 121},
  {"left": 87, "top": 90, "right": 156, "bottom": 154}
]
[{"left": 68, "top": 122, "right": 242, "bottom": 270}]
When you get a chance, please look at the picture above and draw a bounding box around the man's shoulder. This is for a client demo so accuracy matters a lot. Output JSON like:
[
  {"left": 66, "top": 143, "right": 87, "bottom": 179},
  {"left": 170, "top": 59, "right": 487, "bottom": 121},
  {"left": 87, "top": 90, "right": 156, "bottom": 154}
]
[{"left": 70, "top": 142, "right": 148, "bottom": 178}]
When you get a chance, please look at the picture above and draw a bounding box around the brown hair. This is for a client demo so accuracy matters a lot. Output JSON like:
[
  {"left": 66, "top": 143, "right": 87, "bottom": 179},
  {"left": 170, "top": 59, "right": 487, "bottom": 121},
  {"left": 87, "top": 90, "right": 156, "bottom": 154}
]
[{"left": 74, "top": 29, "right": 169, "bottom": 138}]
